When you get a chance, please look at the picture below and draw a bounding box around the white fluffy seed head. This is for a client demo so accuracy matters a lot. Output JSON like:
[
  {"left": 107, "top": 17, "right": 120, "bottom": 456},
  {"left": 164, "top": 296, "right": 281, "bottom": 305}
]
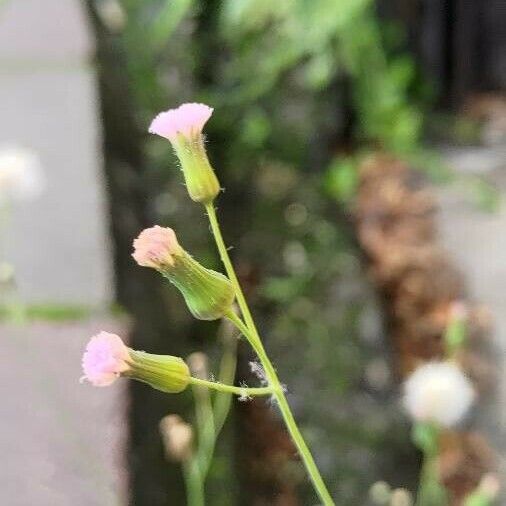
[
  {"left": 403, "top": 361, "right": 475, "bottom": 427},
  {"left": 0, "top": 146, "right": 45, "bottom": 202}
]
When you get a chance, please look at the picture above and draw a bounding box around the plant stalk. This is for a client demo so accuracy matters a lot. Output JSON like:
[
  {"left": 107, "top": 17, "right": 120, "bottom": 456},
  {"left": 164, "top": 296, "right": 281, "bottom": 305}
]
[
  {"left": 189, "top": 376, "right": 273, "bottom": 397},
  {"left": 206, "top": 203, "right": 335, "bottom": 506},
  {"left": 182, "top": 458, "right": 205, "bottom": 506}
]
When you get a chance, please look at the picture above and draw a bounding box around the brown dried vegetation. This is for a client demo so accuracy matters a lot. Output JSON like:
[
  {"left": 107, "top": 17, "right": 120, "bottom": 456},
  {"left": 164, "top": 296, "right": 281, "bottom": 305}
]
[{"left": 354, "top": 154, "right": 496, "bottom": 503}]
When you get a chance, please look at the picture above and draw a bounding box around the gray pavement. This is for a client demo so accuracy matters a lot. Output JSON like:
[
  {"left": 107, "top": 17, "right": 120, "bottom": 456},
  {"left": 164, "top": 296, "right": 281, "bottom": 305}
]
[
  {"left": 0, "top": 318, "right": 128, "bottom": 506},
  {"left": 438, "top": 144, "right": 506, "bottom": 467},
  {"left": 0, "top": 0, "right": 112, "bottom": 307},
  {"left": 0, "top": 3, "right": 125, "bottom": 504}
]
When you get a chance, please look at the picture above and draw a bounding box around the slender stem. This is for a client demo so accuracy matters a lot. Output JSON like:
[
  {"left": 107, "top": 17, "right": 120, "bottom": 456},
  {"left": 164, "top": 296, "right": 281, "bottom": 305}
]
[
  {"left": 189, "top": 322, "right": 239, "bottom": 500},
  {"left": 192, "top": 375, "right": 216, "bottom": 481},
  {"left": 189, "top": 376, "right": 273, "bottom": 397},
  {"left": 182, "top": 458, "right": 205, "bottom": 506},
  {"left": 205, "top": 204, "right": 257, "bottom": 333},
  {"left": 416, "top": 454, "right": 447, "bottom": 506},
  {"left": 415, "top": 425, "right": 447, "bottom": 506},
  {"left": 206, "top": 203, "right": 335, "bottom": 506},
  {"left": 214, "top": 324, "right": 239, "bottom": 434}
]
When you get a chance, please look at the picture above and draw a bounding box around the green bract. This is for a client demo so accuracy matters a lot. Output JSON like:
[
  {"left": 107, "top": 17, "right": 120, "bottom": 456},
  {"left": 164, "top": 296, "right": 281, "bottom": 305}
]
[
  {"left": 161, "top": 250, "right": 235, "bottom": 320},
  {"left": 126, "top": 351, "right": 190, "bottom": 393},
  {"left": 173, "top": 136, "right": 220, "bottom": 204}
]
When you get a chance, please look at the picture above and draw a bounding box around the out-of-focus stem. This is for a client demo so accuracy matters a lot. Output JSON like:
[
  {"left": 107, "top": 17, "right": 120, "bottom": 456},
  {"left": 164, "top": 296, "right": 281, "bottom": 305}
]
[
  {"left": 188, "top": 322, "right": 239, "bottom": 498},
  {"left": 416, "top": 454, "right": 447, "bottom": 506},
  {"left": 415, "top": 425, "right": 447, "bottom": 506},
  {"left": 213, "top": 324, "right": 238, "bottom": 433},
  {"left": 182, "top": 458, "right": 205, "bottom": 506},
  {"left": 191, "top": 374, "right": 216, "bottom": 480}
]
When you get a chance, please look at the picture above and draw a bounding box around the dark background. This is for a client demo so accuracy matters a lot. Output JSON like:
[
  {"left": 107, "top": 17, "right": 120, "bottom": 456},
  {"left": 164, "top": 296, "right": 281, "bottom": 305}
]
[{"left": 84, "top": 0, "right": 505, "bottom": 504}]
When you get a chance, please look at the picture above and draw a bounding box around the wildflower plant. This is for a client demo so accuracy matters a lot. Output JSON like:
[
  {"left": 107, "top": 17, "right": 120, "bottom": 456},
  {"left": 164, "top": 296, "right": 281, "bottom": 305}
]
[
  {"left": 404, "top": 306, "right": 476, "bottom": 506},
  {"left": 374, "top": 304, "right": 496, "bottom": 506},
  {"left": 367, "top": 305, "right": 498, "bottom": 506},
  {"left": 82, "top": 103, "right": 334, "bottom": 504},
  {"left": 82, "top": 104, "right": 496, "bottom": 505}
]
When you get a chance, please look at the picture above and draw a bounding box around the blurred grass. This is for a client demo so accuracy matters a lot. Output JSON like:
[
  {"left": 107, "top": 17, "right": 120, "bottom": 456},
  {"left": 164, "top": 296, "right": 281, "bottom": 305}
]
[{"left": 0, "top": 303, "right": 125, "bottom": 322}]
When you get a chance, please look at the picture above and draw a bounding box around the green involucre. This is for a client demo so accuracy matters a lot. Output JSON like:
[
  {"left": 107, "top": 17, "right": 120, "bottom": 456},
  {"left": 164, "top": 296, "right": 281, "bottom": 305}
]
[
  {"left": 127, "top": 350, "right": 190, "bottom": 393},
  {"left": 162, "top": 251, "right": 235, "bottom": 320},
  {"left": 173, "top": 136, "right": 220, "bottom": 204}
]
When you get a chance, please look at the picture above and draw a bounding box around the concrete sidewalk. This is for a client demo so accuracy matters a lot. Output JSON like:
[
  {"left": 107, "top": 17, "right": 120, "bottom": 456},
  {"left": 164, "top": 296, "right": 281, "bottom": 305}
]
[{"left": 0, "top": 318, "right": 127, "bottom": 506}]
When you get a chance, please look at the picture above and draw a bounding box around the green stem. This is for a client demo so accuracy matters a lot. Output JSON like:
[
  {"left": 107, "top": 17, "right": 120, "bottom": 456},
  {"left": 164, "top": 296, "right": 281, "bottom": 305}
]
[
  {"left": 414, "top": 426, "right": 447, "bottom": 506},
  {"left": 205, "top": 204, "right": 257, "bottom": 335},
  {"left": 206, "top": 203, "right": 335, "bottom": 506},
  {"left": 182, "top": 458, "right": 205, "bottom": 506},
  {"left": 190, "top": 323, "right": 239, "bottom": 495},
  {"left": 416, "top": 454, "right": 447, "bottom": 506},
  {"left": 189, "top": 376, "right": 273, "bottom": 397},
  {"left": 214, "top": 325, "right": 239, "bottom": 433},
  {"left": 192, "top": 375, "right": 216, "bottom": 482}
]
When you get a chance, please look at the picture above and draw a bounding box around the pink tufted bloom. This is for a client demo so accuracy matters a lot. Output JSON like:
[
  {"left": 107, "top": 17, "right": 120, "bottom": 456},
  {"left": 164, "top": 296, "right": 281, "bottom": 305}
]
[
  {"left": 81, "top": 332, "right": 131, "bottom": 387},
  {"left": 149, "top": 103, "right": 213, "bottom": 142},
  {"left": 132, "top": 226, "right": 182, "bottom": 269}
]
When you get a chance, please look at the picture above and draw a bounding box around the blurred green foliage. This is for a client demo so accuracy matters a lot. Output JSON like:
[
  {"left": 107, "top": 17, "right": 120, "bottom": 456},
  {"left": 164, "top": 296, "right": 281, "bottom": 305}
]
[
  {"left": 108, "top": 0, "right": 432, "bottom": 502},
  {"left": 0, "top": 303, "right": 92, "bottom": 322},
  {"left": 325, "top": 157, "right": 360, "bottom": 205}
]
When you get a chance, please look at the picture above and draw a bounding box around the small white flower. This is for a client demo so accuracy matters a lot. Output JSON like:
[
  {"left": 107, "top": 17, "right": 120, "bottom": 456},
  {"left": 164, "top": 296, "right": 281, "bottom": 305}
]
[
  {"left": 96, "top": 0, "right": 127, "bottom": 33},
  {"left": 403, "top": 361, "right": 475, "bottom": 427},
  {"left": 0, "top": 146, "right": 45, "bottom": 202}
]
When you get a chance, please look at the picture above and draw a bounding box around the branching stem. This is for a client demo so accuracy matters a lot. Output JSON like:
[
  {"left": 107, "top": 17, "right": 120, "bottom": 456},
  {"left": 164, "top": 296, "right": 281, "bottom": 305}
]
[
  {"left": 189, "top": 376, "right": 273, "bottom": 397},
  {"left": 205, "top": 203, "right": 335, "bottom": 506}
]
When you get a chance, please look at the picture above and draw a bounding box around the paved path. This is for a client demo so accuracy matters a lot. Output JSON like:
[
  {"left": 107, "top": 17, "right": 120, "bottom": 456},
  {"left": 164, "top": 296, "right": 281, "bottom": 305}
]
[
  {"left": 0, "top": 0, "right": 112, "bottom": 306},
  {"left": 0, "top": 318, "right": 127, "bottom": 506},
  {"left": 438, "top": 144, "right": 506, "bottom": 463}
]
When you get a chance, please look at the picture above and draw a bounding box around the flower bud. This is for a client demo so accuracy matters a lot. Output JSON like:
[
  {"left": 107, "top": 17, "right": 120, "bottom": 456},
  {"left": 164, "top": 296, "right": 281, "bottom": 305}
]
[
  {"left": 149, "top": 103, "right": 219, "bottom": 204},
  {"left": 81, "top": 331, "right": 190, "bottom": 393},
  {"left": 132, "top": 225, "right": 182, "bottom": 269},
  {"left": 390, "top": 489, "right": 413, "bottom": 506},
  {"left": 81, "top": 331, "right": 130, "bottom": 387},
  {"left": 159, "top": 414, "right": 194, "bottom": 462},
  {"left": 133, "top": 226, "right": 235, "bottom": 320}
]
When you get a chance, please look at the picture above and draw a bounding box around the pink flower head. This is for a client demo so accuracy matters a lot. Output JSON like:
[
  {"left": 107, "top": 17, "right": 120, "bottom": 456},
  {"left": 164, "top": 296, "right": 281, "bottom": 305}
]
[
  {"left": 149, "top": 103, "right": 213, "bottom": 142},
  {"left": 81, "top": 332, "right": 131, "bottom": 387},
  {"left": 450, "top": 300, "right": 468, "bottom": 321},
  {"left": 132, "top": 225, "right": 182, "bottom": 269}
]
